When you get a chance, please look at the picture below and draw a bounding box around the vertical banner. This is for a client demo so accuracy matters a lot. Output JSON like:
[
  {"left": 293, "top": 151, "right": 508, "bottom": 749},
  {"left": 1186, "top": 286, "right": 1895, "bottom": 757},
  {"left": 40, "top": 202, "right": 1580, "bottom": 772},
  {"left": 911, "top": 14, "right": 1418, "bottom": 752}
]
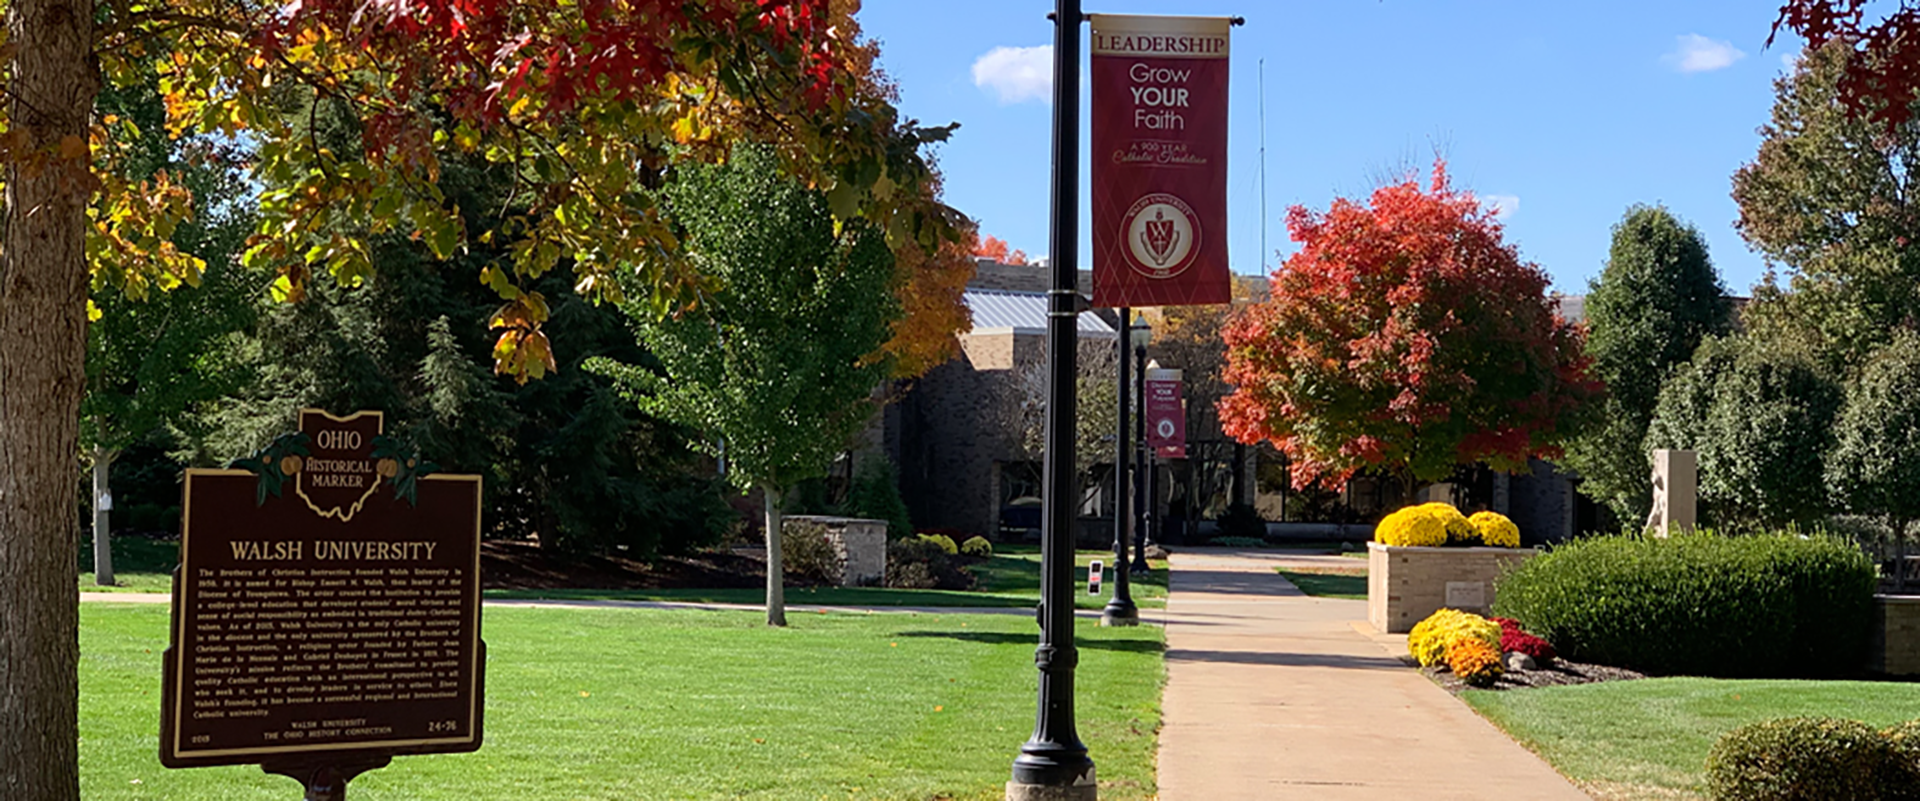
[
  {"left": 1144, "top": 376, "right": 1187, "bottom": 459},
  {"left": 1091, "top": 14, "right": 1232, "bottom": 308}
]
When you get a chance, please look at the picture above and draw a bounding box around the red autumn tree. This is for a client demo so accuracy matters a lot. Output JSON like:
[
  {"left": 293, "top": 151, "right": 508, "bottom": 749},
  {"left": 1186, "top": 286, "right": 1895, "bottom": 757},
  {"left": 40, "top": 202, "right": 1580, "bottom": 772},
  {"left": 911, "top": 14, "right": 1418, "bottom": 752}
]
[
  {"left": 1772, "top": 1, "right": 1920, "bottom": 131},
  {"left": 973, "top": 233, "right": 1028, "bottom": 265},
  {"left": 1218, "top": 163, "right": 1602, "bottom": 490}
]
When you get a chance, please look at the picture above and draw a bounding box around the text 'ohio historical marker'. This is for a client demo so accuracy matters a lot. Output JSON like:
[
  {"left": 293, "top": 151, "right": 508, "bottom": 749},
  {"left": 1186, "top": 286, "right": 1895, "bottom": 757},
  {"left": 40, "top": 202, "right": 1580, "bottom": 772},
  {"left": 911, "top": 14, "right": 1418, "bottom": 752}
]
[{"left": 160, "top": 409, "right": 485, "bottom": 783}]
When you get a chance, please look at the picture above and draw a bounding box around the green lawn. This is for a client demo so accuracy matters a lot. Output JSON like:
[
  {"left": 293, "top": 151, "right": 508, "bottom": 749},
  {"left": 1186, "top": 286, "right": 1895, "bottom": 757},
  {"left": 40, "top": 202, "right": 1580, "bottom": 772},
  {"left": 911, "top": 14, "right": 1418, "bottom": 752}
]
[
  {"left": 1462, "top": 677, "right": 1920, "bottom": 800},
  {"left": 82, "top": 602, "right": 1164, "bottom": 800},
  {"left": 79, "top": 536, "right": 1169, "bottom": 611},
  {"left": 491, "top": 550, "right": 1170, "bottom": 610},
  {"left": 1274, "top": 568, "right": 1367, "bottom": 600}
]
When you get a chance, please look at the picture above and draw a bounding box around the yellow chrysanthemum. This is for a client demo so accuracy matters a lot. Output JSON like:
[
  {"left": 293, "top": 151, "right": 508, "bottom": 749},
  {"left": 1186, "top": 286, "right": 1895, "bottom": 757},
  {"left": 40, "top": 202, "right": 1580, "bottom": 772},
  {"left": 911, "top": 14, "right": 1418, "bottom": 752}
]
[
  {"left": 1467, "top": 510, "right": 1521, "bottom": 548},
  {"left": 1374, "top": 506, "right": 1447, "bottom": 547},
  {"left": 1408, "top": 608, "right": 1502, "bottom": 667},
  {"left": 1420, "top": 502, "right": 1477, "bottom": 544}
]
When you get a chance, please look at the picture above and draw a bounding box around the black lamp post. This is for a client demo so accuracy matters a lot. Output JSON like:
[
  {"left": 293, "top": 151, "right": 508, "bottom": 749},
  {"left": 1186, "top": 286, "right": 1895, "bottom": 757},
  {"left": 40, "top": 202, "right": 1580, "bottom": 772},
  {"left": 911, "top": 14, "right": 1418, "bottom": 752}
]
[
  {"left": 1008, "top": 0, "right": 1095, "bottom": 796},
  {"left": 1103, "top": 308, "right": 1140, "bottom": 627},
  {"left": 1129, "top": 316, "right": 1153, "bottom": 575}
]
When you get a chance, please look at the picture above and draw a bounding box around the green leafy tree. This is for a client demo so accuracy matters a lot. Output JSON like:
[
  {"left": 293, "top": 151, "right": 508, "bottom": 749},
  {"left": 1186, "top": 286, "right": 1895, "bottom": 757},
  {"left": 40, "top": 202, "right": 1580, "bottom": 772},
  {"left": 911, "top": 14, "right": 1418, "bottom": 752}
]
[
  {"left": 1563, "top": 205, "right": 1732, "bottom": 524},
  {"left": 80, "top": 76, "right": 256, "bottom": 585},
  {"left": 589, "top": 146, "right": 901, "bottom": 627},
  {"left": 4, "top": 3, "right": 954, "bottom": 786},
  {"left": 1646, "top": 336, "right": 1843, "bottom": 530},
  {"left": 1827, "top": 331, "right": 1920, "bottom": 582},
  {"left": 1733, "top": 39, "right": 1920, "bottom": 374}
]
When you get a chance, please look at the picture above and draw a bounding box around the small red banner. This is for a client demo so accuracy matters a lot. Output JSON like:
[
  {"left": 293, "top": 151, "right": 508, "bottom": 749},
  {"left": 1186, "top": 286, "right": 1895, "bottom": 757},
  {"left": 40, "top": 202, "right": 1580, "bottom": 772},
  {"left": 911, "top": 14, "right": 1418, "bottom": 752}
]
[
  {"left": 1145, "top": 377, "right": 1187, "bottom": 458},
  {"left": 1090, "top": 14, "right": 1232, "bottom": 308}
]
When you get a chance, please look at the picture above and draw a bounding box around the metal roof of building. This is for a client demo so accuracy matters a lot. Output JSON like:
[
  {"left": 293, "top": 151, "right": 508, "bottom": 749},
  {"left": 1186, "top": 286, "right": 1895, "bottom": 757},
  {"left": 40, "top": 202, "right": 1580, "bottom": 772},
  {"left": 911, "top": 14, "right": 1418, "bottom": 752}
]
[{"left": 964, "top": 289, "right": 1116, "bottom": 337}]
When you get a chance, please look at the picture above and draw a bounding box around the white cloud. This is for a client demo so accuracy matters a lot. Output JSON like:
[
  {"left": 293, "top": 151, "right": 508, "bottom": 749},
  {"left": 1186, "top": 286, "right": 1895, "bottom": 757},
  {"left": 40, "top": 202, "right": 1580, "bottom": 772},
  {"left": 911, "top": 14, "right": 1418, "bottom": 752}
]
[
  {"left": 1483, "top": 194, "right": 1520, "bottom": 221},
  {"left": 1668, "top": 34, "right": 1746, "bottom": 73},
  {"left": 972, "top": 45, "right": 1053, "bottom": 104}
]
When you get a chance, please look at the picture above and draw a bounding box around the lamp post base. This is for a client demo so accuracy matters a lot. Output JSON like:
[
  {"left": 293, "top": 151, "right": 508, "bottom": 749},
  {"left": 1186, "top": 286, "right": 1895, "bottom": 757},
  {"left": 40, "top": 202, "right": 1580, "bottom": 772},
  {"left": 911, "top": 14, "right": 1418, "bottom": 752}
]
[
  {"left": 1100, "top": 599, "right": 1139, "bottom": 627},
  {"left": 1007, "top": 773, "right": 1098, "bottom": 801}
]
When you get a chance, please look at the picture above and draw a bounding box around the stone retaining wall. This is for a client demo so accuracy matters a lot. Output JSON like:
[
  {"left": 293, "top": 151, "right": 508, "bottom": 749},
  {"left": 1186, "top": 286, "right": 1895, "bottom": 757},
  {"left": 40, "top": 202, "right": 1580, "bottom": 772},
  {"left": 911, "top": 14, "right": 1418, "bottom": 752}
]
[
  {"left": 785, "top": 516, "right": 887, "bottom": 587},
  {"left": 1367, "top": 542, "right": 1538, "bottom": 633}
]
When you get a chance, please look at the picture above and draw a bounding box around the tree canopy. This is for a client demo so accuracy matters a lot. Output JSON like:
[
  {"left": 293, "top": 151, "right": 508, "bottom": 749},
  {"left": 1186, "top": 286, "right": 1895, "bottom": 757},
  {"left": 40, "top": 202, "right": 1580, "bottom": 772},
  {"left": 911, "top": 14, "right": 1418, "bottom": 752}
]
[
  {"left": 1734, "top": 39, "right": 1920, "bottom": 374},
  {"left": 2, "top": 0, "right": 960, "bottom": 789},
  {"left": 1218, "top": 163, "right": 1601, "bottom": 490},
  {"left": 588, "top": 146, "right": 900, "bottom": 625},
  {"left": 1827, "top": 330, "right": 1920, "bottom": 535},
  {"left": 1562, "top": 205, "right": 1731, "bottom": 523},
  {"left": 1645, "top": 336, "right": 1843, "bottom": 530}
]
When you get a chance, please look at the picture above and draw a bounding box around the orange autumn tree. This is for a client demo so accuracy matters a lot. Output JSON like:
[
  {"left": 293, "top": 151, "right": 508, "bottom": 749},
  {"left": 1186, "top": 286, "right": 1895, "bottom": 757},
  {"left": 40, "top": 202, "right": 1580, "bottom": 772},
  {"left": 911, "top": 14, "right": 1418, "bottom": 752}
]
[
  {"left": 973, "top": 233, "right": 1028, "bottom": 265},
  {"left": 1218, "top": 163, "right": 1602, "bottom": 490},
  {"left": 886, "top": 228, "right": 977, "bottom": 377}
]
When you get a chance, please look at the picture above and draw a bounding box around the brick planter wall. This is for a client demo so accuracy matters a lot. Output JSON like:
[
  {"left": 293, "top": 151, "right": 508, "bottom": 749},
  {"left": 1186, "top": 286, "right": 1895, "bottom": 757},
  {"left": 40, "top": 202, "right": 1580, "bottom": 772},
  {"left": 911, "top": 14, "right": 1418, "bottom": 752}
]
[
  {"left": 1870, "top": 595, "right": 1920, "bottom": 676},
  {"left": 1367, "top": 541, "right": 1538, "bottom": 633}
]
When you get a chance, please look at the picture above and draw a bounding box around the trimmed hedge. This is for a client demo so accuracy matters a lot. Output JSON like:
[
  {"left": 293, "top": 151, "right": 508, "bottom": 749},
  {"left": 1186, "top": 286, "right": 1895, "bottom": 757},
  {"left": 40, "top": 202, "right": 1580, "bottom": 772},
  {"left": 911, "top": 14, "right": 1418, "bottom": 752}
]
[
  {"left": 1707, "top": 717, "right": 1888, "bottom": 801},
  {"left": 1884, "top": 720, "right": 1920, "bottom": 801},
  {"left": 1492, "top": 531, "right": 1875, "bottom": 677}
]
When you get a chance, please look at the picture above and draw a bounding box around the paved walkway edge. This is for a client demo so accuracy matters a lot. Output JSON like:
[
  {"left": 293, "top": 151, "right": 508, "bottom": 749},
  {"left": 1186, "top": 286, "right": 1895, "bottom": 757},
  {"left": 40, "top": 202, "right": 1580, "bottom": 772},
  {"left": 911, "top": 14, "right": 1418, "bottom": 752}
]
[{"left": 1154, "top": 550, "right": 1589, "bottom": 800}]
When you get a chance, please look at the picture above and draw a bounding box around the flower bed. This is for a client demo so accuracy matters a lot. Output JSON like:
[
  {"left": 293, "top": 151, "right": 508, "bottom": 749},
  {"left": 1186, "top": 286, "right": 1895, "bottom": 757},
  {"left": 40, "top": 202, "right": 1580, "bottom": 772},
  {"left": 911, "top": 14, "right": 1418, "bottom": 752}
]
[{"left": 1369, "top": 503, "right": 1537, "bottom": 633}]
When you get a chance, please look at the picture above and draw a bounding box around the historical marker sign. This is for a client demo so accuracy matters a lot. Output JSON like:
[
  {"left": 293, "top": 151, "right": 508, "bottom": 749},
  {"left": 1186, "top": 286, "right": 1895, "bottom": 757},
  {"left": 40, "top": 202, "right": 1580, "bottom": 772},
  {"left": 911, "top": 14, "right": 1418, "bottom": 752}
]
[
  {"left": 1090, "top": 14, "right": 1233, "bottom": 308},
  {"left": 160, "top": 409, "right": 485, "bottom": 771}
]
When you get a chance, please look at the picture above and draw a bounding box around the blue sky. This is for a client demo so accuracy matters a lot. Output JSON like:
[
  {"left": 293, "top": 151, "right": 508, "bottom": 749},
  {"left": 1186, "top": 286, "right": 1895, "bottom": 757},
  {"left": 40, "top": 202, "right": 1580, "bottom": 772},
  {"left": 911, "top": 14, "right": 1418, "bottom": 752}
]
[{"left": 860, "top": 1, "right": 1808, "bottom": 296}]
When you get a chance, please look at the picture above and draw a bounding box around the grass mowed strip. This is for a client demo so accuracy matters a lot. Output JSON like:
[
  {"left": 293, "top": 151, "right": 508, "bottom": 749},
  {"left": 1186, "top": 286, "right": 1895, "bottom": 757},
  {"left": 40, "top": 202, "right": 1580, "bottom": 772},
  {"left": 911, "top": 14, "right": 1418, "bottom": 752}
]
[
  {"left": 83, "top": 602, "right": 1164, "bottom": 800},
  {"left": 1274, "top": 568, "right": 1367, "bottom": 600},
  {"left": 1461, "top": 677, "right": 1920, "bottom": 800},
  {"left": 489, "top": 549, "right": 1170, "bottom": 610}
]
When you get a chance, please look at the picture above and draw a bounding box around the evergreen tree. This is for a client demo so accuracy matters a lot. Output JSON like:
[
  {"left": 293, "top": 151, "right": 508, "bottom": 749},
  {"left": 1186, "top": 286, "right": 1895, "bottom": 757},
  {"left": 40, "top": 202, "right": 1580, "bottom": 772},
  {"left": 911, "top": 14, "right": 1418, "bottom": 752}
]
[{"left": 1563, "top": 206, "right": 1731, "bottom": 524}]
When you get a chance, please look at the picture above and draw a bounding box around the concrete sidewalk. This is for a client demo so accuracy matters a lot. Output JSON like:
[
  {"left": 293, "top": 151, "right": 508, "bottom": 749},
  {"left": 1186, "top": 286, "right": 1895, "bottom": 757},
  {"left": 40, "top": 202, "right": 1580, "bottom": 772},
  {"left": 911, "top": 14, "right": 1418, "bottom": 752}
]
[{"left": 1155, "top": 550, "right": 1589, "bottom": 800}]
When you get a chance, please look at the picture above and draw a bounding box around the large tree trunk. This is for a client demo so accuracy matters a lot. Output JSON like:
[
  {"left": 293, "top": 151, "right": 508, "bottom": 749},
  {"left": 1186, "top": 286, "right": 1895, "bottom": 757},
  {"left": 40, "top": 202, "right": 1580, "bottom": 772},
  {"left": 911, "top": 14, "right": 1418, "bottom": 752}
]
[
  {"left": 91, "top": 446, "right": 117, "bottom": 586},
  {"left": 1, "top": 0, "right": 95, "bottom": 796},
  {"left": 762, "top": 484, "right": 786, "bottom": 627}
]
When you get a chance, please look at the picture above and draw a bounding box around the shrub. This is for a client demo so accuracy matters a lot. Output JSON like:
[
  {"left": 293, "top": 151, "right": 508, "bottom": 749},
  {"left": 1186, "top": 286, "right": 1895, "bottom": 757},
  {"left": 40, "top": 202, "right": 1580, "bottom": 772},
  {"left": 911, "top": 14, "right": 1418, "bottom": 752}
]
[
  {"left": 782, "top": 520, "right": 838, "bottom": 583},
  {"left": 885, "top": 538, "right": 972, "bottom": 590},
  {"left": 960, "top": 536, "right": 993, "bottom": 557},
  {"left": 1421, "top": 502, "right": 1477, "bottom": 544},
  {"left": 1445, "top": 638, "right": 1505, "bottom": 687},
  {"left": 1216, "top": 502, "right": 1267, "bottom": 540},
  {"left": 916, "top": 533, "right": 958, "bottom": 555},
  {"left": 1492, "top": 531, "right": 1876, "bottom": 677},
  {"left": 1375, "top": 506, "right": 1448, "bottom": 548},
  {"left": 1408, "top": 608, "right": 1501, "bottom": 668},
  {"left": 1490, "top": 616, "right": 1558, "bottom": 663},
  {"left": 1469, "top": 510, "right": 1522, "bottom": 548},
  {"left": 1209, "top": 536, "right": 1266, "bottom": 548},
  {"left": 841, "top": 457, "right": 915, "bottom": 541},
  {"left": 1884, "top": 720, "right": 1920, "bottom": 801},
  {"left": 1706, "top": 717, "right": 1887, "bottom": 801}
]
